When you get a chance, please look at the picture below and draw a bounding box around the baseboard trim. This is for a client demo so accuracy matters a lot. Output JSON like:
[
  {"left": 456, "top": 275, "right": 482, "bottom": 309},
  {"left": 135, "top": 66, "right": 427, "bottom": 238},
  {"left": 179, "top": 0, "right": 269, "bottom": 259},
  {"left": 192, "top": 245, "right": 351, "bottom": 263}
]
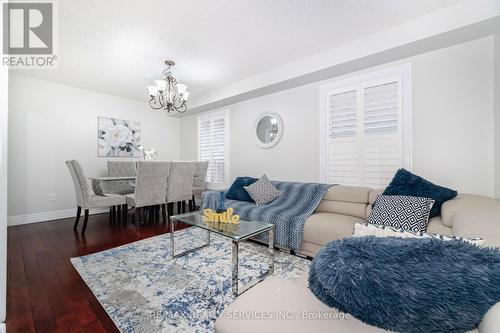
[{"left": 8, "top": 208, "right": 109, "bottom": 226}]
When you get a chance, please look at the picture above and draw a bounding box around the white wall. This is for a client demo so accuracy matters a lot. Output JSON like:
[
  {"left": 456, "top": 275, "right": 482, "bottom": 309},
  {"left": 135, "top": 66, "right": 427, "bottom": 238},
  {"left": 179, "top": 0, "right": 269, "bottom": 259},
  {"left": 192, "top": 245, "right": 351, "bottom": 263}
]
[
  {"left": 495, "top": 32, "right": 500, "bottom": 199},
  {"left": 8, "top": 75, "right": 180, "bottom": 223},
  {"left": 181, "top": 36, "right": 495, "bottom": 196}
]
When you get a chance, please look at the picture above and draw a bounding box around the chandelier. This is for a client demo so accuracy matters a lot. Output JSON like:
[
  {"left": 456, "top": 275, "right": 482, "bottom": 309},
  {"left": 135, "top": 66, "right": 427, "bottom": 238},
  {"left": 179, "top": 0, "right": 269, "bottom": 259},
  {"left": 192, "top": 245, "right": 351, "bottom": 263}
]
[{"left": 147, "top": 60, "right": 189, "bottom": 113}]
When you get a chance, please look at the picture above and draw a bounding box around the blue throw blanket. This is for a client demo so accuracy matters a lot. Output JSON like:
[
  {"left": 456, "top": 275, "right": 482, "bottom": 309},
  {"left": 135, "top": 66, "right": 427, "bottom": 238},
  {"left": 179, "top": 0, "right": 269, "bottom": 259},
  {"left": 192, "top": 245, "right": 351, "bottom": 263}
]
[{"left": 201, "top": 181, "right": 332, "bottom": 251}]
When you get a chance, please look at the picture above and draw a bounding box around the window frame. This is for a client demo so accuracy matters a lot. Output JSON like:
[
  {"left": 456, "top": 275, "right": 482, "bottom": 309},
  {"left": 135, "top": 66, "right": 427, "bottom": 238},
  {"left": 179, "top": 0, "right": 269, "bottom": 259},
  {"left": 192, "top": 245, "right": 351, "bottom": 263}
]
[
  {"left": 318, "top": 64, "right": 413, "bottom": 186},
  {"left": 197, "top": 109, "right": 230, "bottom": 190}
]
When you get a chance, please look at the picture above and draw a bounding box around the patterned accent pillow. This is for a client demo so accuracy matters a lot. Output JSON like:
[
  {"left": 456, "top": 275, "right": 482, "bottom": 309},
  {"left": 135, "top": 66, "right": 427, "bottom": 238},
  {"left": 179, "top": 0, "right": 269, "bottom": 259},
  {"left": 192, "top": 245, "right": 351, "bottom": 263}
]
[
  {"left": 244, "top": 175, "right": 281, "bottom": 206},
  {"left": 367, "top": 194, "right": 434, "bottom": 232},
  {"left": 352, "top": 223, "right": 485, "bottom": 246}
]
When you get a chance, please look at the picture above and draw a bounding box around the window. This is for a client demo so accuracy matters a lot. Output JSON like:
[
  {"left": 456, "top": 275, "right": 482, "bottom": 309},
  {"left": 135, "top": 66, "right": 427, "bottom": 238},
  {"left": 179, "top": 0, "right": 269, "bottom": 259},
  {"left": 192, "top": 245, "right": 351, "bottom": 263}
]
[
  {"left": 319, "top": 65, "right": 412, "bottom": 188},
  {"left": 198, "top": 110, "right": 230, "bottom": 187}
]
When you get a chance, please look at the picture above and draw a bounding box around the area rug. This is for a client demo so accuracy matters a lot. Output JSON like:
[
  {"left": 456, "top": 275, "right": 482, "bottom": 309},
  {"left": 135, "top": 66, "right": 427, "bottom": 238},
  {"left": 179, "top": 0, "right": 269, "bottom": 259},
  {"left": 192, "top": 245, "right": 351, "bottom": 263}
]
[{"left": 71, "top": 228, "right": 310, "bottom": 333}]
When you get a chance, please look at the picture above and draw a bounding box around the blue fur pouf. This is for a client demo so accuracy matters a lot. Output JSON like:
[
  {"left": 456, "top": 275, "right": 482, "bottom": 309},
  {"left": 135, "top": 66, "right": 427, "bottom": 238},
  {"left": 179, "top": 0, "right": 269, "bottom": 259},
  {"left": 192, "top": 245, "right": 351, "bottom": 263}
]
[{"left": 308, "top": 236, "right": 500, "bottom": 333}]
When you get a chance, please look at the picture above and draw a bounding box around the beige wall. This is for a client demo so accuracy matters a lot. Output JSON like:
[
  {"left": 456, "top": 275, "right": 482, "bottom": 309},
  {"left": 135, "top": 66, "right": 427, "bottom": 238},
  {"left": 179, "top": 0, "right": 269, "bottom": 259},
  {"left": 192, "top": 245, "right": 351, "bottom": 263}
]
[
  {"left": 181, "top": 36, "right": 495, "bottom": 196},
  {"left": 8, "top": 75, "right": 181, "bottom": 221}
]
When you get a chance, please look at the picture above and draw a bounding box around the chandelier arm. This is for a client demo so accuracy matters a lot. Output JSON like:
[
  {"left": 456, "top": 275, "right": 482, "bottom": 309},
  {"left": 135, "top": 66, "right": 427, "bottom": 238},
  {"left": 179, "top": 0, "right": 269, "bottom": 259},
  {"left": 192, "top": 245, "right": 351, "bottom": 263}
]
[
  {"left": 149, "top": 95, "right": 164, "bottom": 110},
  {"left": 172, "top": 101, "right": 187, "bottom": 113}
]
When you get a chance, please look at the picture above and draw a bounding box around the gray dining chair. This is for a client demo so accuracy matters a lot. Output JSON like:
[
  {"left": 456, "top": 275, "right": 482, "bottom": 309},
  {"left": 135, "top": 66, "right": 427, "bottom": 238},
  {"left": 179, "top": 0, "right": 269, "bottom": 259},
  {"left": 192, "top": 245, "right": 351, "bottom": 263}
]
[
  {"left": 66, "top": 160, "right": 126, "bottom": 235},
  {"left": 191, "top": 161, "right": 209, "bottom": 210},
  {"left": 125, "top": 161, "right": 170, "bottom": 224},
  {"left": 166, "top": 161, "right": 196, "bottom": 215},
  {"left": 101, "top": 161, "right": 136, "bottom": 195}
]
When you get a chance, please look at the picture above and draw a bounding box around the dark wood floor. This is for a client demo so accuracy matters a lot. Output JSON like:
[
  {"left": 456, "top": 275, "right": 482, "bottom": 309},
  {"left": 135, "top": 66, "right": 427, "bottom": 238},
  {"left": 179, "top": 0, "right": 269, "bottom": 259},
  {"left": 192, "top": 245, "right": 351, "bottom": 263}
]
[{"left": 6, "top": 211, "right": 182, "bottom": 333}]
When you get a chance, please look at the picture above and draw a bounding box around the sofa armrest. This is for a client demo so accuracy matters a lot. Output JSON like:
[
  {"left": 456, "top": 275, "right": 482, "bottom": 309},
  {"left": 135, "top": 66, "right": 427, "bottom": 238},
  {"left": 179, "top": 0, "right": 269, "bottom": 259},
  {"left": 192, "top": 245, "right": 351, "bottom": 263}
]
[
  {"left": 452, "top": 210, "right": 500, "bottom": 247},
  {"left": 441, "top": 195, "right": 500, "bottom": 228}
]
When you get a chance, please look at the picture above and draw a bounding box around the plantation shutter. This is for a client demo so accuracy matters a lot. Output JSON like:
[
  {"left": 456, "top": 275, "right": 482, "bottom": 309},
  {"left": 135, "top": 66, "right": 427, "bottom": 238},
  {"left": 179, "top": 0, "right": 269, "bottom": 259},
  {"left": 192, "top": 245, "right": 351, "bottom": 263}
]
[
  {"left": 325, "top": 74, "right": 404, "bottom": 188},
  {"left": 198, "top": 112, "right": 228, "bottom": 184},
  {"left": 362, "top": 81, "right": 402, "bottom": 188},
  {"left": 327, "top": 89, "right": 361, "bottom": 186}
]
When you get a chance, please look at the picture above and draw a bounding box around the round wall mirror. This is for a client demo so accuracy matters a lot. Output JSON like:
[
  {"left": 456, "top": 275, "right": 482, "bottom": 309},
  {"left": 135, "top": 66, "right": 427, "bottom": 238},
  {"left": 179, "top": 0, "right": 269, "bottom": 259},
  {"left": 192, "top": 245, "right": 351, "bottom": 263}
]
[{"left": 254, "top": 112, "right": 283, "bottom": 148}]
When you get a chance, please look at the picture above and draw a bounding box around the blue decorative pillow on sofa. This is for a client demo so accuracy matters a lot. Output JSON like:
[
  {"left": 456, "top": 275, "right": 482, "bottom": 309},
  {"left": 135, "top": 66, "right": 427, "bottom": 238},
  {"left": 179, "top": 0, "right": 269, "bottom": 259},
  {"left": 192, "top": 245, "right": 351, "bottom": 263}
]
[
  {"left": 308, "top": 236, "right": 500, "bottom": 333},
  {"left": 225, "top": 177, "right": 258, "bottom": 202},
  {"left": 383, "top": 168, "right": 457, "bottom": 217}
]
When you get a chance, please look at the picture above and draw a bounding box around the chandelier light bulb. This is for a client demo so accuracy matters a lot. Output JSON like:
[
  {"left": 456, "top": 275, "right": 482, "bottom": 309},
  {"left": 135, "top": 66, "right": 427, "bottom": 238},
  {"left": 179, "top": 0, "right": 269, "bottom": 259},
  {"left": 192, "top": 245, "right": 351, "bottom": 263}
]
[
  {"left": 155, "top": 79, "right": 167, "bottom": 92},
  {"left": 147, "top": 85, "right": 158, "bottom": 97}
]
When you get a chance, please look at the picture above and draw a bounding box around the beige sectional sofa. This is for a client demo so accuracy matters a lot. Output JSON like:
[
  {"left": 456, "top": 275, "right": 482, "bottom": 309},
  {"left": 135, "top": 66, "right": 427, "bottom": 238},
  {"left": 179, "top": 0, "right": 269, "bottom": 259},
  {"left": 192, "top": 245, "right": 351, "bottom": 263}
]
[
  {"left": 216, "top": 186, "right": 500, "bottom": 333},
  {"left": 300, "top": 186, "right": 500, "bottom": 256}
]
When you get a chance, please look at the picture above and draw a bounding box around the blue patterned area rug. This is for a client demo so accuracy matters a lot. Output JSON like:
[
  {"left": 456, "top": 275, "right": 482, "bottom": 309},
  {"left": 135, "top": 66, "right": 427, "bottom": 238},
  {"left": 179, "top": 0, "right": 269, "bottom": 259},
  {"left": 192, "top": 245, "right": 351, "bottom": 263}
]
[{"left": 71, "top": 228, "right": 310, "bottom": 333}]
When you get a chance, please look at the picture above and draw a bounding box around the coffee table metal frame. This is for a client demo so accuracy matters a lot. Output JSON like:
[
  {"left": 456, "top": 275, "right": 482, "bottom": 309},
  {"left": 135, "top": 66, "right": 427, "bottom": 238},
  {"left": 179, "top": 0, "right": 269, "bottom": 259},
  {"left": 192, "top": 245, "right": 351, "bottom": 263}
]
[{"left": 169, "top": 213, "right": 275, "bottom": 296}]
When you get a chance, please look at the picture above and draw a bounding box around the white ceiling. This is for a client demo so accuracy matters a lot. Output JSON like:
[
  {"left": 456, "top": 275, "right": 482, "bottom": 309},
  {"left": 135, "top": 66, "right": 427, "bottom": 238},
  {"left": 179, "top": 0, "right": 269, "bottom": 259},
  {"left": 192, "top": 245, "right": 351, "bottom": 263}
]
[{"left": 14, "top": 0, "right": 462, "bottom": 103}]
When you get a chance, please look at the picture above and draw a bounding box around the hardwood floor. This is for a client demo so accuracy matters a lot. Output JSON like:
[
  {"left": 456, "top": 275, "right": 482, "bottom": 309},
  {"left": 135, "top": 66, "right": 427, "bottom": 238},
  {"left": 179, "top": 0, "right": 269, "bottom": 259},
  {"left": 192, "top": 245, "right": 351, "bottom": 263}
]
[{"left": 6, "top": 211, "right": 184, "bottom": 332}]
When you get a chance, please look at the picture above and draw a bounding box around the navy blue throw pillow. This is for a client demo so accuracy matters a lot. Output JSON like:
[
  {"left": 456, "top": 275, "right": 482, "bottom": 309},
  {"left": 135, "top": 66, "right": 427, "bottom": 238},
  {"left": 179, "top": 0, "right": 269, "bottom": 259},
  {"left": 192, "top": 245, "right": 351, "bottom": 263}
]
[
  {"left": 225, "top": 177, "right": 258, "bottom": 202},
  {"left": 383, "top": 169, "right": 457, "bottom": 218},
  {"left": 309, "top": 236, "right": 500, "bottom": 333}
]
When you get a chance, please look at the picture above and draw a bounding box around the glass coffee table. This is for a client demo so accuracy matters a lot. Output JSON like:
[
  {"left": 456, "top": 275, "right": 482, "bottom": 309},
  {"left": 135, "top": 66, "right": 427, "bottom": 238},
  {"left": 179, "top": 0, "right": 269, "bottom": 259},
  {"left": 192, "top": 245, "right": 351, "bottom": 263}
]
[{"left": 170, "top": 211, "right": 275, "bottom": 296}]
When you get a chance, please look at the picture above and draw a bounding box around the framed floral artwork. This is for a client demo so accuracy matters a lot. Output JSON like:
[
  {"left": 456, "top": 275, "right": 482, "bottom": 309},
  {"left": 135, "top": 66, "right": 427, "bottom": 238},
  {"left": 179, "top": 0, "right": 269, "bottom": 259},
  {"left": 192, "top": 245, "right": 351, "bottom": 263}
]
[{"left": 98, "top": 117, "right": 141, "bottom": 157}]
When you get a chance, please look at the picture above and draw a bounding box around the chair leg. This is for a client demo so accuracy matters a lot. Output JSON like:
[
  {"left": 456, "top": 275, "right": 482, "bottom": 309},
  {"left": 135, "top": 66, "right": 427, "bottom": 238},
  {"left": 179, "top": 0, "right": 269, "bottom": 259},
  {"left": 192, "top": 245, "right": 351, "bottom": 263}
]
[
  {"left": 117, "top": 205, "right": 122, "bottom": 225},
  {"left": 161, "top": 204, "right": 167, "bottom": 224},
  {"left": 81, "top": 209, "right": 89, "bottom": 235},
  {"left": 182, "top": 201, "right": 186, "bottom": 213},
  {"left": 73, "top": 206, "right": 82, "bottom": 231},
  {"left": 167, "top": 202, "right": 174, "bottom": 219},
  {"left": 137, "top": 207, "right": 145, "bottom": 225},
  {"left": 122, "top": 204, "right": 128, "bottom": 225},
  {"left": 192, "top": 194, "right": 196, "bottom": 210},
  {"left": 177, "top": 201, "right": 181, "bottom": 214}
]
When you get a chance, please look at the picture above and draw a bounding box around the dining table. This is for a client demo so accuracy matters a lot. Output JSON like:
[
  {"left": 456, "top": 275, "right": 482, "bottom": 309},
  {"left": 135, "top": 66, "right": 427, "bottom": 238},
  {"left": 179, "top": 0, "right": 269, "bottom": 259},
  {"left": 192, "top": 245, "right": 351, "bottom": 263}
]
[{"left": 89, "top": 176, "right": 137, "bottom": 195}]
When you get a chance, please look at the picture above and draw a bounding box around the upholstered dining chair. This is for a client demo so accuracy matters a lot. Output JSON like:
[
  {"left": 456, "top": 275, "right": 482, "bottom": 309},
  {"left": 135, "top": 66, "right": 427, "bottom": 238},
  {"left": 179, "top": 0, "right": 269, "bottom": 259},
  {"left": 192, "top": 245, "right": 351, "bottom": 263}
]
[
  {"left": 66, "top": 160, "right": 126, "bottom": 235},
  {"left": 191, "top": 161, "right": 209, "bottom": 210},
  {"left": 125, "top": 161, "right": 170, "bottom": 224},
  {"left": 166, "top": 161, "right": 196, "bottom": 216}
]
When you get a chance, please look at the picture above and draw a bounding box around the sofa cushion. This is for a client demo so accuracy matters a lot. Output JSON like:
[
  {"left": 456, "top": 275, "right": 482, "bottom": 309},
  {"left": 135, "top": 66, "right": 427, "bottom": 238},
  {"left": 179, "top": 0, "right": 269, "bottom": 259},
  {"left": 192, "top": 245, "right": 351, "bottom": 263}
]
[
  {"left": 215, "top": 277, "right": 387, "bottom": 333},
  {"left": 315, "top": 200, "right": 368, "bottom": 219},
  {"left": 383, "top": 168, "right": 457, "bottom": 218},
  {"left": 322, "top": 186, "right": 371, "bottom": 203},
  {"left": 225, "top": 176, "right": 257, "bottom": 202},
  {"left": 303, "top": 213, "right": 364, "bottom": 247},
  {"left": 426, "top": 217, "right": 452, "bottom": 236}
]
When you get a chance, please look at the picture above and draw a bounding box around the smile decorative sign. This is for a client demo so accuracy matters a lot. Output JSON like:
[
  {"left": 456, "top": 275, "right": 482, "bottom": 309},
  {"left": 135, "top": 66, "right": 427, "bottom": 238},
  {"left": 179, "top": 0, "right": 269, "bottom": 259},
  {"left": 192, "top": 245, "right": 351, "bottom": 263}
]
[{"left": 203, "top": 208, "right": 240, "bottom": 224}]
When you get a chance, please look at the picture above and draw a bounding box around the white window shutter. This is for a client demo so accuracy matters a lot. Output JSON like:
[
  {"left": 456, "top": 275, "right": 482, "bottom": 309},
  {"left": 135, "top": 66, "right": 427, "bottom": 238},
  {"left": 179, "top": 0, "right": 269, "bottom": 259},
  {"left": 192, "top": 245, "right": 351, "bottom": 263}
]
[
  {"left": 198, "top": 111, "right": 228, "bottom": 184},
  {"left": 327, "top": 89, "right": 362, "bottom": 186},
  {"left": 321, "top": 66, "right": 410, "bottom": 189},
  {"left": 362, "top": 81, "right": 402, "bottom": 188}
]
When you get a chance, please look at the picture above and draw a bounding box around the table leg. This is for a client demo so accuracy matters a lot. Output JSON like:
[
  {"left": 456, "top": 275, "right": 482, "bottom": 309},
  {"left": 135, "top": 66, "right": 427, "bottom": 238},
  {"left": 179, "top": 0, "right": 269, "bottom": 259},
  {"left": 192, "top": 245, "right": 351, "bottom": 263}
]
[
  {"left": 232, "top": 241, "right": 239, "bottom": 297},
  {"left": 268, "top": 228, "right": 274, "bottom": 274},
  {"left": 170, "top": 217, "right": 175, "bottom": 258}
]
